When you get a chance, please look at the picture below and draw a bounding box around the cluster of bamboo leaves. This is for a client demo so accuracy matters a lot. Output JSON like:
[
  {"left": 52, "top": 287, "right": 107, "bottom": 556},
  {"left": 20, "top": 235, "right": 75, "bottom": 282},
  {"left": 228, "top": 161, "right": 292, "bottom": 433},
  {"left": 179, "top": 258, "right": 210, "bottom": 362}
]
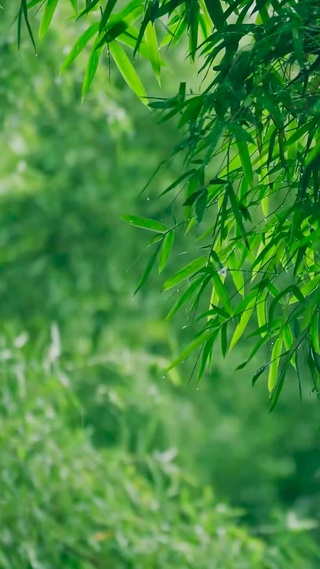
[{"left": 19, "top": 0, "right": 320, "bottom": 407}]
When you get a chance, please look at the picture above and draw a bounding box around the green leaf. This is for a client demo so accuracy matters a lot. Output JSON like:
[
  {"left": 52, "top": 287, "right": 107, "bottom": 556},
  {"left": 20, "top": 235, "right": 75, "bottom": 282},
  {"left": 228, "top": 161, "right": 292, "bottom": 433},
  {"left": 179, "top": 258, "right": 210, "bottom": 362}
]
[
  {"left": 195, "top": 190, "right": 208, "bottom": 224},
  {"left": 268, "top": 335, "right": 283, "bottom": 392},
  {"left": 121, "top": 215, "right": 167, "bottom": 233},
  {"left": 19, "top": 0, "right": 37, "bottom": 51},
  {"left": 77, "top": 0, "right": 100, "bottom": 18},
  {"left": 145, "top": 22, "right": 161, "bottom": 83},
  {"left": 220, "top": 321, "right": 228, "bottom": 357},
  {"left": 197, "top": 329, "right": 219, "bottom": 379},
  {"left": 159, "top": 231, "right": 175, "bottom": 274},
  {"left": 237, "top": 139, "right": 253, "bottom": 187},
  {"left": 109, "top": 41, "right": 148, "bottom": 104},
  {"left": 166, "top": 277, "right": 203, "bottom": 320},
  {"left": 211, "top": 272, "right": 232, "bottom": 315},
  {"left": 99, "top": 0, "right": 118, "bottom": 33},
  {"left": 82, "top": 39, "right": 105, "bottom": 97},
  {"left": 311, "top": 311, "right": 320, "bottom": 353},
  {"left": 168, "top": 330, "right": 213, "bottom": 370},
  {"left": 252, "top": 362, "right": 271, "bottom": 386},
  {"left": 163, "top": 257, "right": 207, "bottom": 291},
  {"left": 39, "top": 0, "right": 59, "bottom": 39},
  {"left": 134, "top": 243, "right": 161, "bottom": 294},
  {"left": 204, "top": 0, "right": 225, "bottom": 30},
  {"left": 61, "top": 23, "right": 99, "bottom": 72},
  {"left": 68, "top": 0, "right": 78, "bottom": 11},
  {"left": 227, "top": 183, "right": 249, "bottom": 247},
  {"left": 229, "top": 297, "right": 255, "bottom": 351},
  {"left": 305, "top": 139, "right": 320, "bottom": 169},
  {"left": 228, "top": 123, "right": 254, "bottom": 144}
]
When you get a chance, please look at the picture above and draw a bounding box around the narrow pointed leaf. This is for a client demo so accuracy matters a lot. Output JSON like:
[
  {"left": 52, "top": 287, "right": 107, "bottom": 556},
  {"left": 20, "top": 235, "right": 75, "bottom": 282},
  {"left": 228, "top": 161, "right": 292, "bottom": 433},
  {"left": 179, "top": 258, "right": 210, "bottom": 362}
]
[
  {"left": 145, "top": 22, "right": 161, "bottom": 83},
  {"left": 229, "top": 297, "right": 255, "bottom": 351},
  {"left": 109, "top": 41, "right": 147, "bottom": 103},
  {"left": 61, "top": 23, "right": 99, "bottom": 71},
  {"left": 168, "top": 330, "right": 213, "bottom": 370},
  {"left": 166, "top": 277, "right": 203, "bottom": 320},
  {"left": 159, "top": 231, "right": 174, "bottom": 274},
  {"left": 163, "top": 257, "right": 207, "bottom": 291},
  {"left": 134, "top": 243, "right": 160, "bottom": 294},
  {"left": 211, "top": 272, "right": 232, "bottom": 314},
  {"left": 39, "top": 0, "right": 59, "bottom": 39},
  {"left": 268, "top": 335, "right": 283, "bottom": 392},
  {"left": 121, "top": 215, "right": 167, "bottom": 233}
]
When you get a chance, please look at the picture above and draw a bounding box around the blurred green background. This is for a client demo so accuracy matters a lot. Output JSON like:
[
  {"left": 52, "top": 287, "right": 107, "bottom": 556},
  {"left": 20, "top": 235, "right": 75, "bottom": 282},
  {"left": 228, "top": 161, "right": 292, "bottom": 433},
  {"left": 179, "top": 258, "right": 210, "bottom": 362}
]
[{"left": 0, "top": 3, "right": 320, "bottom": 567}]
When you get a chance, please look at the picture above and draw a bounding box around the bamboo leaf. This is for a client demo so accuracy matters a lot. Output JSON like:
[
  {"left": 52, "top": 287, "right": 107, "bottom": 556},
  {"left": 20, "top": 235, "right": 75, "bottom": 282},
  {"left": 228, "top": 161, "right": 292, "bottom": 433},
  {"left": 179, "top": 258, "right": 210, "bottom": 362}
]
[
  {"left": 195, "top": 190, "right": 208, "bottom": 224},
  {"left": 145, "top": 22, "right": 161, "bottom": 83},
  {"left": 82, "top": 39, "right": 105, "bottom": 97},
  {"left": 166, "top": 277, "right": 203, "bottom": 320},
  {"left": 268, "top": 335, "right": 283, "bottom": 392},
  {"left": 198, "top": 329, "right": 219, "bottom": 379},
  {"left": 109, "top": 41, "right": 148, "bottom": 104},
  {"left": 61, "top": 23, "right": 99, "bottom": 72},
  {"left": 163, "top": 257, "right": 207, "bottom": 291},
  {"left": 252, "top": 362, "right": 271, "bottom": 386},
  {"left": 211, "top": 272, "right": 232, "bottom": 315},
  {"left": 121, "top": 215, "right": 167, "bottom": 233},
  {"left": 237, "top": 139, "right": 253, "bottom": 187},
  {"left": 159, "top": 231, "right": 174, "bottom": 274},
  {"left": 134, "top": 243, "right": 161, "bottom": 294},
  {"left": 168, "top": 330, "right": 213, "bottom": 370},
  {"left": 99, "top": 0, "right": 118, "bottom": 33},
  {"left": 229, "top": 297, "right": 255, "bottom": 351},
  {"left": 39, "top": 0, "right": 59, "bottom": 39},
  {"left": 311, "top": 311, "right": 320, "bottom": 353},
  {"left": 227, "top": 183, "right": 249, "bottom": 247}
]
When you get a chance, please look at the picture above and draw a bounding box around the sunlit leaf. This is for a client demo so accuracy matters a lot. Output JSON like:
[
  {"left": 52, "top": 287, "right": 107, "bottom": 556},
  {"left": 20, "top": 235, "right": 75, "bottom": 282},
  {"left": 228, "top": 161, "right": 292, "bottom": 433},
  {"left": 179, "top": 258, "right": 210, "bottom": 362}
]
[
  {"left": 39, "top": 0, "right": 59, "bottom": 39},
  {"left": 109, "top": 41, "right": 148, "bottom": 103},
  {"left": 268, "top": 335, "right": 283, "bottom": 392}
]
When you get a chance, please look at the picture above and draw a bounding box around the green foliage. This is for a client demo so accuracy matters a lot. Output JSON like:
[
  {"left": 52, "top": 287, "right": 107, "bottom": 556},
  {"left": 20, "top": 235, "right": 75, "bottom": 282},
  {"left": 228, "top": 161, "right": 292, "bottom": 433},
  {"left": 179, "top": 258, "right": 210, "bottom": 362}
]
[
  {"left": 0, "top": 343, "right": 272, "bottom": 569},
  {"left": 18, "top": 0, "right": 320, "bottom": 404},
  {"left": 1, "top": 6, "right": 320, "bottom": 566}
]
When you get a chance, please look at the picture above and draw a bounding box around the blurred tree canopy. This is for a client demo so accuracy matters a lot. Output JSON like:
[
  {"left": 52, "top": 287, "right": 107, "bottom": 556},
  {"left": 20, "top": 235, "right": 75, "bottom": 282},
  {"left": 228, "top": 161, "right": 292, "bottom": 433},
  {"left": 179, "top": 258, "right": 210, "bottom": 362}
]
[{"left": 15, "top": 0, "right": 320, "bottom": 406}]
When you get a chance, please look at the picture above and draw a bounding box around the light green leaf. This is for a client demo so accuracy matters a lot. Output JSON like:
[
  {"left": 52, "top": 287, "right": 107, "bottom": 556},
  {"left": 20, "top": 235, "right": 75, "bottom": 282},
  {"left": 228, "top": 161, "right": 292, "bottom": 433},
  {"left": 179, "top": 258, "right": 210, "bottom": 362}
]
[
  {"left": 311, "top": 311, "right": 320, "bottom": 353},
  {"left": 109, "top": 41, "right": 147, "bottom": 104},
  {"left": 159, "top": 231, "right": 174, "bottom": 274},
  {"left": 163, "top": 257, "right": 207, "bottom": 291},
  {"left": 237, "top": 139, "right": 253, "bottom": 187},
  {"left": 145, "top": 22, "right": 161, "bottom": 84},
  {"left": 61, "top": 23, "right": 99, "bottom": 72},
  {"left": 197, "top": 330, "right": 219, "bottom": 379},
  {"left": 39, "top": 0, "right": 59, "bottom": 39},
  {"left": 256, "top": 289, "right": 267, "bottom": 336},
  {"left": 121, "top": 215, "right": 167, "bottom": 233},
  {"left": 229, "top": 297, "right": 255, "bottom": 351},
  {"left": 166, "top": 277, "right": 203, "bottom": 320},
  {"left": 211, "top": 272, "right": 232, "bottom": 315},
  {"left": 82, "top": 39, "right": 105, "bottom": 97},
  {"left": 168, "top": 330, "right": 213, "bottom": 370},
  {"left": 268, "top": 335, "right": 283, "bottom": 392}
]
